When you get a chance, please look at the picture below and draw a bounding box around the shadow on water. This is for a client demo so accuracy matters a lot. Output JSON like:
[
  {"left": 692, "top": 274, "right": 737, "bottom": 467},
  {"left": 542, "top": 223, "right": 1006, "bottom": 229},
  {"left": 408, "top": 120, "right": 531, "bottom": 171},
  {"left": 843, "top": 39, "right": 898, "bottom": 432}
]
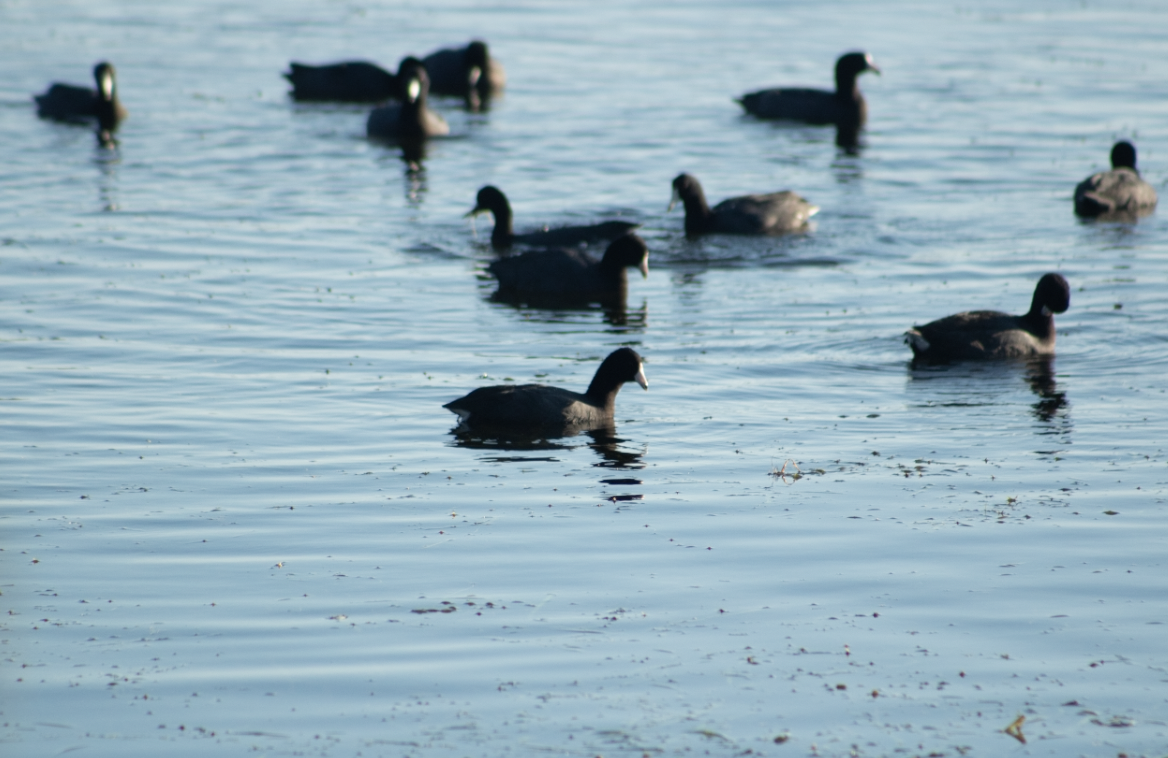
[
  {"left": 448, "top": 426, "right": 645, "bottom": 469},
  {"left": 906, "top": 357, "right": 1072, "bottom": 446}
]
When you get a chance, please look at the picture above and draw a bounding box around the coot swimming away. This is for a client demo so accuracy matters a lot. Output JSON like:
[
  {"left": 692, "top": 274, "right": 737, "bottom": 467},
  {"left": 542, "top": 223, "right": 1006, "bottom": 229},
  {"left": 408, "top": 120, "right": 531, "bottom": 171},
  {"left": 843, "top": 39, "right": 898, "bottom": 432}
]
[
  {"left": 422, "top": 40, "right": 505, "bottom": 109},
  {"left": 1074, "top": 141, "right": 1157, "bottom": 219},
  {"left": 905, "top": 273, "right": 1071, "bottom": 361}
]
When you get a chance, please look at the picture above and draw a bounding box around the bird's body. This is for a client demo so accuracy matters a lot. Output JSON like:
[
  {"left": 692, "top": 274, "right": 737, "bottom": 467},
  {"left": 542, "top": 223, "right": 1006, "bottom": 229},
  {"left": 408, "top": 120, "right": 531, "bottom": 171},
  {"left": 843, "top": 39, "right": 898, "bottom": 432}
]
[
  {"left": 422, "top": 40, "right": 505, "bottom": 107},
  {"left": 35, "top": 62, "right": 126, "bottom": 133},
  {"left": 444, "top": 348, "right": 647, "bottom": 432},
  {"left": 466, "top": 186, "right": 640, "bottom": 250},
  {"left": 488, "top": 235, "right": 649, "bottom": 303},
  {"left": 905, "top": 274, "right": 1071, "bottom": 361},
  {"left": 738, "top": 52, "right": 879, "bottom": 132},
  {"left": 669, "top": 173, "right": 817, "bottom": 236},
  {"left": 1074, "top": 141, "right": 1157, "bottom": 218},
  {"left": 366, "top": 63, "right": 448, "bottom": 140},
  {"left": 284, "top": 61, "right": 397, "bottom": 102}
]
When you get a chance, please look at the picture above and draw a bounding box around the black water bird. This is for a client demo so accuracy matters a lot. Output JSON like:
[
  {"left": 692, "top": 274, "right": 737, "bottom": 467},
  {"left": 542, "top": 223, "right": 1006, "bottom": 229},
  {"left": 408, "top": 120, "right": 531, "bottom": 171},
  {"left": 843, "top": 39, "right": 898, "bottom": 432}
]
[
  {"left": 466, "top": 185, "right": 640, "bottom": 250},
  {"left": 366, "top": 62, "right": 448, "bottom": 140},
  {"left": 444, "top": 348, "right": 648, "bottom": 432},
  {"left": 668, "top": 173, "right": 818, "bottom": 236},
  {"left": 905, "top": 274, "right": 1071, "bottom": 361},
  {"left": 35, "top": 62, "right": 127, "bottom": 135},
  {"left": 1074, "top": 141, "right": 1157, "bottom": 218},
  {"left": 488, "top": 234, "right": 649, "bottom": 303},
  {"left": 738, "top": 52, "right": 879, "bottom": 132},
  {"left": 422, "top": 40, "right": 505, "bottom": 108},
  {"left": 284, "top": 59, "right": 400, "bottom": 102}
]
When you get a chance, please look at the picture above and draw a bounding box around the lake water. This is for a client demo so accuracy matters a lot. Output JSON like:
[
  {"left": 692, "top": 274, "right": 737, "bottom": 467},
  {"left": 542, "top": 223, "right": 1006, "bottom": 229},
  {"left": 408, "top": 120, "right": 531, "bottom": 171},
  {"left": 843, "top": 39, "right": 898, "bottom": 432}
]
[{"left": 3, "top": 1, "right": 1167, "bottom": 756}]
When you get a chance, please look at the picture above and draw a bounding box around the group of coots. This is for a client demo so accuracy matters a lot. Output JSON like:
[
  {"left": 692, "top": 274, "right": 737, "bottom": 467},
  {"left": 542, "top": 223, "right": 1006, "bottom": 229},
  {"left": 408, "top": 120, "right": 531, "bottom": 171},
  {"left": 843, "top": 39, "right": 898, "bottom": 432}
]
[{"left": 34, "top": 47, "right": 1158, "bottom": 436}]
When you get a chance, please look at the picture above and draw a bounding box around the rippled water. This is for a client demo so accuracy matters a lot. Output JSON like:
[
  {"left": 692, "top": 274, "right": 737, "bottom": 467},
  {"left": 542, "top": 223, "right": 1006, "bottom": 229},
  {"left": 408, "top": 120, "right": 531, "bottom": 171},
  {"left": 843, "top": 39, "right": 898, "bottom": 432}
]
[{"left": 3, "top": 1, "right": 1167, "bottom": 756}]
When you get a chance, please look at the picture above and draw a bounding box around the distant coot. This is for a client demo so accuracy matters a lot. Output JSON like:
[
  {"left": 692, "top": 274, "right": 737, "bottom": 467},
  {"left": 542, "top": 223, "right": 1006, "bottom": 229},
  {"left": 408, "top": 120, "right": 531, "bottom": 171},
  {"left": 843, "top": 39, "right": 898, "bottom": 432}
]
[
  {"left": 366, "top": 62, "right": 448, "bottom": 140},
  {"left": 466, "top": 185, "right": 640, "bottom": 250},
  {"left": 905, "top": 273, "right": 1071, "bottom": 361},
  {"left": 284, "top": 59, "right": 402, "bottom": 102},
  {"left": 669, "top": 173, "right": 818, "bottom": 236},
  {"left": 738, "top": 52, "right": 880, "bottom": 132},
  {"left": 35, "top": 62, "right": 127, "bottom": 134},
  {"left": 488, "top": 234, "right": 649, "bottom": 303},
  {"left": 444, "top": 347, "right": 648, "bottom": 431},
  {"left": 422, "top": 40, "right": 505, "bottom": 108},
  {"left": 1074, "top": 141, "right": 1158, "bottom": 218}
]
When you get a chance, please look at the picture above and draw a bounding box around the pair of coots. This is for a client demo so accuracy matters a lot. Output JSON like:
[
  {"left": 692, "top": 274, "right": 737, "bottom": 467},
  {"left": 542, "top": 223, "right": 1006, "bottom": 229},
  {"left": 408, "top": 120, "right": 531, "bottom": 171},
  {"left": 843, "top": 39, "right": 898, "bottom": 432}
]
[{"left": 286, "top": 40, "right": 505, "bottom": 108}]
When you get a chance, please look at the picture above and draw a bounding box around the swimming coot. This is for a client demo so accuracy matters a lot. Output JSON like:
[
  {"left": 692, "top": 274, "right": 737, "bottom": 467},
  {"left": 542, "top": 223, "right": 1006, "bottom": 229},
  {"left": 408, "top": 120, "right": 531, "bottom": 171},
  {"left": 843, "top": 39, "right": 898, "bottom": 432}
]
[
  {"left": 466, "top": 185, "right": 640, "bottom": 250},
  {"left": 444, "top": 347, "right": 648, "bottom": 431},
  {"left": 488, "top": 234, "right": 649, "bottom": 303},
  {"left": 284, "top": 59, "right": 401, "bottom": 102},
  {"left": 366, "top": 62, "right": 448, "bottom": 140},
  {"left": 35, "top": 62, "right": 127, "bottom": 133},
  {"left": 669, "top": 173, "right": 818, "bottom": 236},
  {"left": 1074, "top": 141, "right": 1157, "bottom": 218},
  {"left": 905, "top": 273, "right": 1070, "bottom": 361},
  {"left": 422, "top": 40, "right": 505, "bottom": 108},
  {"left": 738, "top": 52, "right": 879, "bottom": 131}
]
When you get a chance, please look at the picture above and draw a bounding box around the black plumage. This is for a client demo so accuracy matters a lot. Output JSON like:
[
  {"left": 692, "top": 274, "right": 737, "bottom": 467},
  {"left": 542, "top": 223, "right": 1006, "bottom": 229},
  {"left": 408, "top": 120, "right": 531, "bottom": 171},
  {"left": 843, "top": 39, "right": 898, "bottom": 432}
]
[
  {"left": 669, "top": 173, "right": 818, "bottom": 236},
  {"left": 1074, "top": 141, "right": 1157, "bottom": 218},
  {"left": 35, "top": 62, "right": 127, "bottom": 134},
  {"left": 444, "top": 348, "right": 648, "bottom": 431},
  {"left": 905, "top": 274, "right": 1071, "bottom": 361},
  {"left": 488, "top": 234, "right": 649, "bottom": 303},
  {"left": 466, "top": 186, "right": 640, "bottom": 250},
  {"left": 738, "top": 51, "right": 879, "bottom": 132}
]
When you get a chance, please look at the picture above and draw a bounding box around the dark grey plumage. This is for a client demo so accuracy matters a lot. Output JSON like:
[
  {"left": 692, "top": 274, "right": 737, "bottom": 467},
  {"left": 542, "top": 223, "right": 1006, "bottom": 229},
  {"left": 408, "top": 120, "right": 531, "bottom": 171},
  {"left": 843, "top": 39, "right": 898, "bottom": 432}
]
[
  {"left": 444, "top": 348, "right": 648, "bottom": 431},
  {"left": 35, "top": 62, "right": 127, "bottom": 134},
  {"left": 738, "top": 52, "right": 879, "bottom": 130},
  {"left": 488, "top": 234, "right": 649, "bottom": 303},
  {"left": 1074, "top": 141, "right": 1157, "bottom": 218},
  {"left": 284, "top": 60, "right": 398, "bottom": 102},
  {"left": 669, "top": 173, "right": 818, "bottom": 236},
  {"left": 422, "top": 40, "right": 505, "bottom": 108},
  {"left": 905, "top": 273, "right": 1071, "bottom": 361},
  {"left": 366, "top": 62, "right": 448, "bottom": 140},
  {"left": 466, "top": 185, "right": 640, "bottom": 250}
]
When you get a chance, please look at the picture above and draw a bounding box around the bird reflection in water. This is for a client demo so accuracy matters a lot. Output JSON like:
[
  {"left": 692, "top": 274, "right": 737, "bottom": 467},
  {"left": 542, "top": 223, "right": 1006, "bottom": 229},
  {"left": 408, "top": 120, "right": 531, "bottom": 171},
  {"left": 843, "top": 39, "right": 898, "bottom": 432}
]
[
  {"left": 489, "top": 295, "right": 648, "bottom": 333},
  {"left": 1025, "top": 358, "right": 1070, "bottom": 425},
  {"left": 448, "top": 425, "right": 645, "bottom": 469},
  {"left": 907, "top": 357, "right": 1071, "bottom": 446}
]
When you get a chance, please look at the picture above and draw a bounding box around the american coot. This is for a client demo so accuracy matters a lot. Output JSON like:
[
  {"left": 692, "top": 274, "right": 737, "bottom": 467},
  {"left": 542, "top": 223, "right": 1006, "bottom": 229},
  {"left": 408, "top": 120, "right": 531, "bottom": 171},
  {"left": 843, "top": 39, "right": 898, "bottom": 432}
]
[
  {"left": 488, "top": 234, "right": 649, "bottom": 303},
  {"left": 466, "top": 186, "right": 641, "bottom": 250},
  {"left": 284, "top": 60, "right": 400, "bottom": 102},
  {"left": 366, "top": 62, "right": 449, "bottom": 140},
  {"left": 1074, "top": 141, "right": 1158, "bottom": 218},
  {"left": 444, "top": 348, "right": 648, "bottom": 431},
  {"left": 35, "top": 62, "right": 127, "bottom": 134},
  {"left": 422, "top": 40, "right": 505, "bottom": 108},
  {"left": 738, "top": 52, "right": 880, "bottom": 131},
  {"left": 669, "top": 173, "right": 818, "bottom": 236},
  {"left": 905, "top": 273, "right": 1070, "bottom": 361}
]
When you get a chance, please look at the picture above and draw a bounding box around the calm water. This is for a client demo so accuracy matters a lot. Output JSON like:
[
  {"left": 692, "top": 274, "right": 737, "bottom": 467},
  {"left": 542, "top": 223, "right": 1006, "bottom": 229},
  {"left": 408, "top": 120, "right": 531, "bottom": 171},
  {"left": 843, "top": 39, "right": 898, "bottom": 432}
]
[{"left": 3, "top": 1, "right": 1167, "bottom": 756}]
